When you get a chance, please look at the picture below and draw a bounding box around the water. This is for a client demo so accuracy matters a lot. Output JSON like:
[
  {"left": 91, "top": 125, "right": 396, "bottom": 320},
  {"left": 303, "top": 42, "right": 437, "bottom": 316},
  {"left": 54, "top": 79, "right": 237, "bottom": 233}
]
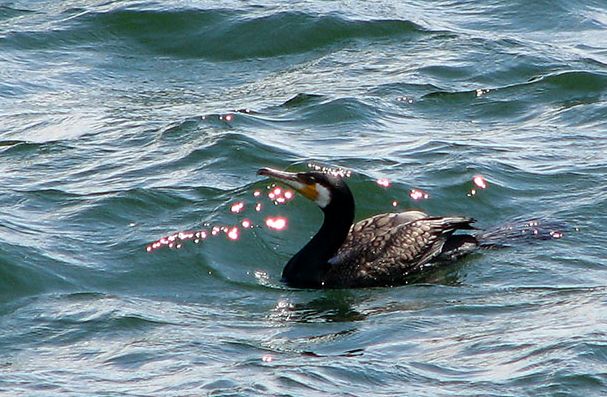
[{"left": 1, "top": 0, "right": 606, "bottom": 395}]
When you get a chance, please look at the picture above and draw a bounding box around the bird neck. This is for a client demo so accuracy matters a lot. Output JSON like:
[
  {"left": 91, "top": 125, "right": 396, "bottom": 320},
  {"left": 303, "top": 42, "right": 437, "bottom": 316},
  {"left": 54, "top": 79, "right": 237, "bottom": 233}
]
[{"left": 282, "top": 193, "right": 355, "bottom": 288}]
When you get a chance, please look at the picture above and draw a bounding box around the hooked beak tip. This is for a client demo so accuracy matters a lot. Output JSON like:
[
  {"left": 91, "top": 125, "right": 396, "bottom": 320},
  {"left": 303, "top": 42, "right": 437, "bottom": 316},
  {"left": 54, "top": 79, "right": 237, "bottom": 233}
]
[
  {"left": 257, "top": 167, "right": 298, "bottom": 182},
  {"left": 257, "top": 167, "right": 271, "bottom": 176}
]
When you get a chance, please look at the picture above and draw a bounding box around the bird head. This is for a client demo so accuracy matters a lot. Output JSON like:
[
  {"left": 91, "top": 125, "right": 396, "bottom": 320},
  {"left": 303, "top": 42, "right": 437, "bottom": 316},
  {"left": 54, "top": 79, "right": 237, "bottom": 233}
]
[{"left": 257, "top": 167, "right": 349, "bottom": 209}]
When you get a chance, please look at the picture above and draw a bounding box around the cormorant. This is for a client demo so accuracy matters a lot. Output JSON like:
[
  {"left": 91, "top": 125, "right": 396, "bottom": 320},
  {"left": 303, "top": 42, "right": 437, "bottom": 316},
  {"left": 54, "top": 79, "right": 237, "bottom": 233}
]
[{"left": 258, "top": 167, "right": 479, "bottom": 288}]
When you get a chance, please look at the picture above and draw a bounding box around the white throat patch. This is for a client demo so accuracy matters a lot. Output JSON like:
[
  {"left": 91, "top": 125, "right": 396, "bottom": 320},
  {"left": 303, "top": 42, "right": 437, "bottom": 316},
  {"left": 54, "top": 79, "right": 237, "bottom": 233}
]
[{"left": 315, "top": 183, "right": 332, "bottom": 208}]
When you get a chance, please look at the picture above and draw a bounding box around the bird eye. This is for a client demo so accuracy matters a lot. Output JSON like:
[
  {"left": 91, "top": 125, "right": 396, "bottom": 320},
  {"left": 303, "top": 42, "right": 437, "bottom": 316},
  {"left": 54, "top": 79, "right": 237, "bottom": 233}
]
[{"left": 299, "top": 173, "right": 316, "bottom": 184}]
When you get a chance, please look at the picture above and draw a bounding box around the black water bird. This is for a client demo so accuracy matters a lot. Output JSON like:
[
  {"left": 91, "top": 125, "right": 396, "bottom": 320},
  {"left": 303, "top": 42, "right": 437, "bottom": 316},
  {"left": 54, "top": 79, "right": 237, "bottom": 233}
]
[{"left": 258, "top": 167, "right": 479, "bottom": 288}]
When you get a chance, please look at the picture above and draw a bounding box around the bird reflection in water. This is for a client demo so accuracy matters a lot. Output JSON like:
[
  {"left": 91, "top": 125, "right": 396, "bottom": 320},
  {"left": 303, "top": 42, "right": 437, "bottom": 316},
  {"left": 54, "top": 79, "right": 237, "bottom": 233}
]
[{"left": 270, "top": 290, "right": 368, "bottom": 323}]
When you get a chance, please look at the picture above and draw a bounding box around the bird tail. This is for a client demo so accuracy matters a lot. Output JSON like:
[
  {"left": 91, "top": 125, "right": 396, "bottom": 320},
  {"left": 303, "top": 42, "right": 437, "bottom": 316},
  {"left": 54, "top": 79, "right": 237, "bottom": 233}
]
[
  {"left": 425, "top": 216, "right": 477, "bottom": 231},
  {"left": 475, "top": 217, "right": 567, "bottom": 249}
]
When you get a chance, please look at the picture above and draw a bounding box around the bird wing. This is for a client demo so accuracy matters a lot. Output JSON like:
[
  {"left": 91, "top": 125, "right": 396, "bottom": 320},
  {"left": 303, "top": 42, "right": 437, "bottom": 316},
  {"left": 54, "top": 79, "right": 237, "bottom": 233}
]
[
  {"left": 337, "top": 211, "right": 428, "bottom": 254},
  {"left": 328, "top": 215, "right": 475, "bottom": 287},
  {"left": 376, "top": 216, "right": 475, "bottom": 267}
]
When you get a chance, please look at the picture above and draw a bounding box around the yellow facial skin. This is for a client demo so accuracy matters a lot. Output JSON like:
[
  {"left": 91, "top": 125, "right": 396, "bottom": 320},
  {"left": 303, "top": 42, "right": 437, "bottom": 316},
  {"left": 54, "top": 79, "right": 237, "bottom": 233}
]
[{"left": 297, "top": 183, "right": 319, "bottom": 202}]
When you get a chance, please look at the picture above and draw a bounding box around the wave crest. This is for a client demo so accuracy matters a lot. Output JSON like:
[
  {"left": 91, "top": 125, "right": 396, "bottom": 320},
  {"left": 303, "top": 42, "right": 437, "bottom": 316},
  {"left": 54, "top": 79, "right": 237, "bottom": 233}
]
[{"left": 3, "top": 8, "right": 427, "bottom": 60}]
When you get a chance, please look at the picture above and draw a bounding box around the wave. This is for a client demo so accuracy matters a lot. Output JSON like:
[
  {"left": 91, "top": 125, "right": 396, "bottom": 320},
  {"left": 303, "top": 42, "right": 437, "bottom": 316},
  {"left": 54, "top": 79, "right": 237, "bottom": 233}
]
[
  {"left": 173, "top": 94, "right": 382, "bottom": 130},
  {"left": 0, "top": 5, "right": 33, "bottom": 22},
  {"left": 422, "top": 70, "right": 607, "bottom": 100},
  {"left": 0, "top": 243, "right": 76, "bottom": 301},
  {"left": 406, "top": 70, "right": 607, "bottom": 123},
  {"left": 1, "top": 7, "right": 428, "bottom": 60},
  {"left": 530, "top": 70, "right": 607, "bottom": 92},
  {"left": 0, "top": 182, "right": 256, "bottom": 300}
]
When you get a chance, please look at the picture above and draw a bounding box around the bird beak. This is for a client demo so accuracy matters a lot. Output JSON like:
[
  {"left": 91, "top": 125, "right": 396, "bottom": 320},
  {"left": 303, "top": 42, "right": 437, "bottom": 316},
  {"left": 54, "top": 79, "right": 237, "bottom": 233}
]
[
  {"left": 257, "top": 167, "right": 319, "bottom": 201},
  {"left": 257, "top": 167, "right": 300, "bottom": 182}
]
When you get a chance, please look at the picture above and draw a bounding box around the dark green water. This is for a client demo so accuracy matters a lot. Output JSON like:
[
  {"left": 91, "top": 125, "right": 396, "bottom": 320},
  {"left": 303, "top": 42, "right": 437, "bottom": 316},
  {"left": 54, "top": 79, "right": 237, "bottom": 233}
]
[{"left": 1, "top": 1, "right": 606, "bottom": 395}]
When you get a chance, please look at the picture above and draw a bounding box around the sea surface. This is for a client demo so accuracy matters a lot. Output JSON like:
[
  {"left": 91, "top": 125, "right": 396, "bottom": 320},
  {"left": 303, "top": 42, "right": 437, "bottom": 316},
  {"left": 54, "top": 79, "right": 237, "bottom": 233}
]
[{"left": 1, "top": 0, "right": 606, "bottom": 396}]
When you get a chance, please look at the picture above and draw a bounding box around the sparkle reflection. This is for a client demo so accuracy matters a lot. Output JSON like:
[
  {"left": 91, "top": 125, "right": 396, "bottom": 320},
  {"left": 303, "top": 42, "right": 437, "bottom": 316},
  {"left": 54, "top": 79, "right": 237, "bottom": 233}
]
[
  {"left": 473, "top": 175, "right": 488, "bottom": 189},
  {"left": 265, "top": 217, "right": 287, "bottom": 231},
  {"left": 148, "top": 178, "right": 295, "bottom": 252},
  {"left": 230, "top": 202, "right": 245, "bottom": 213},
  {"left": 377, "top": 178, "right": 391, "bottom": 188},
  {"left": 307, "top": 163, "right": 351, "bottom": 178},
  {"left": 409, "top": 189, "right": 429, "bottom": 200},
  {"left": 227, "top": 226, "right": 239, "bottom": 240},
  {"left": 267, "top": 186, "right": 294, "bottom": 205},
  {"left": 147, "top": 164, "right": 567, "bottom": 255},
  {"left": 397, "top": 96, "right": 414, "bottom": 104},
  {"left": 146, "top": 229, "right": 209, "bottom": 252},
  {"left": 468, "top": 175, "right": 488, "bottom": 197},
  {"left": 254, "top": 270, "right": 269, "bottom": 280}
]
